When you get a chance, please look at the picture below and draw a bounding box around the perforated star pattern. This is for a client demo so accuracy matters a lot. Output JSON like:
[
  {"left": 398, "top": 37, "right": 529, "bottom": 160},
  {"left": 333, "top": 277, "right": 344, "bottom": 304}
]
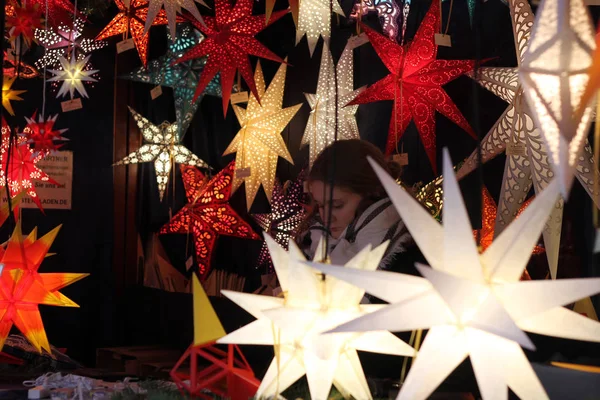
[
  {"left": 144, "top": 0, "right": 206, "bottom": 39},
  {"left": 48, "top": 54, "right": 98, "bottom": 99},
  {"left": 1, "top": 77, "right": 25, "bottom": 116},
  {"left": 175, "top": 0, "right": 286, "bottom": 114},
  {"left": 4, "top": 52, "right": 39, "bottom": 78},
  {"left": 350, "top": 0, "right": 476, "bottom": 173},
  {"left": 115, "top": 107, "right": 209, "bottom": 200},
  {"left": 160, "top": 162, "right": 259, "bottom": 279},
  {"left": 28, "top": 0, "right": 78, "bottom": 28},
  {"left": 350, "top": 0, "right": 402, "bottom": 41},
  {"left": 296, "top": 0, "right": 344, "bottom": 56},
  {"left": 224, "top": 62, "right": 300, "bottom": 210}
]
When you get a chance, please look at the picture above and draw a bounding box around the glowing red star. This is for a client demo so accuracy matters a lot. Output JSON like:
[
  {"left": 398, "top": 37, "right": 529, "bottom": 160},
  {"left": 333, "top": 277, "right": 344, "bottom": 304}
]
[
  {"left": 6, "top": 2, "right": 44, "bottom": 46},
  {"left": 96, "top": 0, "right": 171, "bottom": 67},
  {"left": 0, "top": 119, "right": 58, "bottom": 212},
  {"left": 175, "top": 0, "right": 287, "bottom": 114},
  {"left": 350, "top": 0, "right": 476, "bottom": 173},
  {"left": 23, "top": 113, "right": 68, "bottom": 157},
  {"left": 27, "top": 0, "right": 76, "bottom": 30},
  {"left": 160, "top": 162, "right": 260, "bottom": 280}
]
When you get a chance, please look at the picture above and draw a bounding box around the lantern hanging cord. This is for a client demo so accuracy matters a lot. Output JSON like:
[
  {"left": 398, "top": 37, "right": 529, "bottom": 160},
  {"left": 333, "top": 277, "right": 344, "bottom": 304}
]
[
  {"left": 473, "top": 0, "right": 483, "bottom": 246},
  {"left": 41, "top": 0, "right": 49, "bottom": 118}
]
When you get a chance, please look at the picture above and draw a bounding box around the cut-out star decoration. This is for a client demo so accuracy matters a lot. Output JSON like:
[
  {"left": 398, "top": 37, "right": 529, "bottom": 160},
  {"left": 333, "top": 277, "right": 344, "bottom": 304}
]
[
  {"left": 96, "top": 0, "right": 171, "bottom": 67},
  {"left": 296, "top": 0, "right": 344, "bottom": 56},
  {"left": 224, "top": 62, "right": 300, "bottom": 210},
  {"left": 252, "top": 175, "right": 307, "bottom": 271},
  {"left": 302, "top": 42, "right": 364, "bottom": 168},
  {"left": 175, "top": 0, "right": 287, "bottom": 114},
  {"left": 4, "top": 51, "right": 39, "bottom": 79},
  {"left": 0, "top": 119, "right": 58, "bottom": 212},
  {"left": 219, "top": 235, "right": 415, "bottom": 399},
  {"left": 266, "top": 0, "right": 298, "bottom": 26},
  {"left": 456, "top": 0, "right": 600, "bottom": 279},
  {"left": 34, "top": 18, "right": 107, "bottom": 70},
  {"left": 520, "top": 0, "right": 596, "bottom": 199},
  {"left": 123, "top": 24, "right": 221, "bottom": 137},
  {"left": 28, "top": 0, "right": 79, "bottom": 29},
  {"left": 144, "top": 0, "right": 206, "bottom": 39},
  {"left": 115, "top": 107, "right": 209, "bottom": 201},
  {"left": 350, "top": 0, "right": 402, "bottom": 41},
  {"left": 1, "top": 77, "right": 25, "bottom": 116},
  {"left": 313, "top": 150, "right": 600, "bottom": 400},
  {"left": 22, "top": 112, "right": 68, "bottom": 157},
  {"left": 6, "top": 2, "right": 44, "bottom": 46},
  {"left": 0, "top": 224, "right": 88, "bottom": 353},
  {"left": 160, "top": 162, "right": 259, "bottom": 279},
  {"left": 350, "top": 0, "right": 476, "bottom": 173},
  {"left": 48, "top": 54, "right": 99, "bottom": 99}
]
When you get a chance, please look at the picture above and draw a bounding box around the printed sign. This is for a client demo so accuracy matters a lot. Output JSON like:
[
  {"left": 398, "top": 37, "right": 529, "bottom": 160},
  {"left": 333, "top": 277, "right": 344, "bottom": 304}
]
[{"left": 20, "top": 151, "right": 73, "bottom": 210}]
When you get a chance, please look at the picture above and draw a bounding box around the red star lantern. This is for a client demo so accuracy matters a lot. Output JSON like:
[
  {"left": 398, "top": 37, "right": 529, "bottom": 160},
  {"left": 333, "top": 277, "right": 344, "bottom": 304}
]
[
  {"left": 160, "top": 162, "right": 259, "bottom": 280},
  {"left": 28, "top": 0, "right": 78, "bottom": 29},
  {"left": 22, "top": 113, "right": 68, "bottom": 157},
  {"left": 0, "top": 224, "right": 88, "bottom": 353},
  {"left": 350, "top": 0, "right": 476, "bottom": 173},
  {"left": 6, "top": 2, "right": 44, "bottom": 46},
  {"left": 0, "top": 119, "right": 58, "bottom": 212},
  {"left": 96, "top": 0, "right": 171, "bottom": 67},
  {"left": 175, "top": 0, "right": 287, "bottom": 114}
]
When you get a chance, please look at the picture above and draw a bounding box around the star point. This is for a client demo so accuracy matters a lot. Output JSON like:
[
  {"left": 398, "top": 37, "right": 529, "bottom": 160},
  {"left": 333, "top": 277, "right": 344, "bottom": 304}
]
[{"left": 48, "top": 54, "right": 99, "bottom": 99}]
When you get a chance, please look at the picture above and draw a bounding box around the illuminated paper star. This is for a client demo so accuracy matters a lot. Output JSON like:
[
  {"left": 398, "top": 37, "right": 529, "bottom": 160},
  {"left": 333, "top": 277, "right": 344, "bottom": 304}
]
[
  {"left": 456, "top": 0, "right": 600, "bottom": 278},
  {"left": 96, "top": 0, "right": 170, "bottom": 67},
  {"left": 22, "top": 113, "right": 68, "bottom": 156},
  {"left": 145, "top": 0, "right": 206, "bottom": 39},
  {"left": 28, "top": 0, "right": 79, "bottom": 29},
  {"left": 34, "top": 18, "right": 107, "bottom": 70},
  {"left": 520, "top": 0, "right": 596, "bottom": 198},
  {"left": 350, "top": 0, "right": 476, "bottom": 173},
  {"left": 219, "top": 235, "right": 415, "bottom": 399},
  {"left": 315, "top": 150, "right": 600, "bottom": 400},
  {"left": 302, "top": 42, "right": 364, "bottom": 168},
  {"left": 6, "top": 2, "right": 44, "bottom": 46},
  {"left": 115, "top": 107, "right": 209, "bottom": 200},
  {"left": 296, "top": 0, "right": 344, "bottom": 56},
  {"left": 350, "top": 0, "right": 402, "bottom": 41},
  {"left": 0, "top": 224, "right": 88, "bottom": 353},
  {"left": 175, "top": 0, "right": 286, "bottom": 114},
  {"left": 48, "top": 54, "right": 99, "bottom": 99},
  {"left": 123, "top": 24, "right": 221, "bottom": 137},
  {"left": 1, "top": 77, "right": 25, "bottom": 116},
  {"left": 266, "top": 0, "right": 298, "bottom": 25},
  {"left": 224, "top": 62, "right": 300, "bottom": 210},
  {"left": 160, "top": 163, "right": 259, "bottom": 279},
  {"left": 4, "top": 51, "right": 39, "bottom": 79}
]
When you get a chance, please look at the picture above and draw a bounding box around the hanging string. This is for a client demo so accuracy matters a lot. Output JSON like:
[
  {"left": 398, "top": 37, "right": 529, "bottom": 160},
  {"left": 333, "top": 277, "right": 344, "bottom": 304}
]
[
  {"left": 473, "top": 0, "right": 483, "bottom": 245},
  {"left": 41, "top": 0, "right": 49, "bottom": 118},
  {"left": 594, "top": 95, "right": 600, "bottom": 227},
  {"left": 442, "top": 0, "right": 454, "bottom": 36}
]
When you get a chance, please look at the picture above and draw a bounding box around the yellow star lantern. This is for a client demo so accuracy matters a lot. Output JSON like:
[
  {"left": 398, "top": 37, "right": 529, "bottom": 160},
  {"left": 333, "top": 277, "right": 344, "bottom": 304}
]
[
  {"left": 303, "top": 42, "right": 363, "bottom": 168},
  {"left": 519, "top": 0, "right": 596, "bottom": 199},
  {"left": 297, "top": 0, "right": 344, "bottom": 56},
  {"left": 48, "top": 54, "right": 99, "bottom": 99},
  {"left": 2, "top": 77, "right": 25, "bottom": 116},
  {"left": 218, "top": 235, "right": 414, "bottom": 399},
  {"left": 224, "top": 61, "right": 300, "bottom": 210},
  {"left": 115, "top": 107, "right": 209, "bottom": 200}
]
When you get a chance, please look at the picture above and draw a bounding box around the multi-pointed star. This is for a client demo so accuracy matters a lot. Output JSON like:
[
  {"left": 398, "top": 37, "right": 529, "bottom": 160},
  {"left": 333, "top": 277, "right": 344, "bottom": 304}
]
[
  {"left": 144, "top": 0, "right": 206, "bottom": 39},
  {"left": 96, "top": 0, "right": 171, "bottom": 67},
  {"left": 224, "top": 62, "right": 300, "bottom": 210},
  {"left": 115, "top": 107, "right": 209, "bottom": 200},
  {"left": 160, "top": 162, "right": 259, "bottom": 279},
  {"left": 22, "top": 113, "right": 68, "bottom": 157},
  {"left": 34, "top": 18, "right": 107, "bottom": 70},
  {"left": 0, "top": 224, "right": 88, "bottom": 353},
  {"left": 456, "top": 0, "right": 600, "bottom": 278},
  {"left": 314, "top": 150, "right": 600, "bottom": 400},
  {"left": 48, "top": 54, "right": 99, "bottom": 99},
  {"left": 1, "top": 77, "right": 25, "bottom": 116},
  {"left": 175, "top": 0, "right": 286, "bottom": 114},
  {"left": 6, "top": 2, "right": 44, "bottom": 46},
  {"left": 123, "top": 24, "right": 221, "bottom": 138},
  {"left": 350, "top": 0, "right": 402, "bottom": 41},
  {"left": 28, "top": 0, "right": 78, "bottom": 29},
  {"left": 296, "top": 0, "right": 344, "bottom": 56},
  {"left": 303, "top": 42, "right": 363, "bottom": 168},
  {"left": 219, "top": 235, "right": 415, "bottom": 399},
  {"left": 351, "top": 0, "right": 476, "bottom": 174}
]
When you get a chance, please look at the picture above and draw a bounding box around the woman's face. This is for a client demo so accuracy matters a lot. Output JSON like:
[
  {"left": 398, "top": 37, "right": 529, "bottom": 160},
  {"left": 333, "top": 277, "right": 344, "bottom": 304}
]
[{"left": 309, "top": 180, "right": 363, "bottom": 239}]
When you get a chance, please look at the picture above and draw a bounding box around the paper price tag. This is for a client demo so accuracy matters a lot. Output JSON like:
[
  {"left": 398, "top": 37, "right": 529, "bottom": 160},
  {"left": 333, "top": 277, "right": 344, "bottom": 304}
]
[
  {"left": 116, "top": 38, "right": 135, "bottom": 54},
  {"left": 236, "top": 167, "right": 251, "bottom": 178},
  {"left": 348, "top": 32, "right": 369, "bottom": 49},
  {"left": 185, "top": 256, "right": 194, "bottom": 271},
  {"left": 61, "top": 98, "right": 82, "bottom": 112},
  {"left": 506, "top": 142, "right": 527, "bottom": 157},
  {"left": 230, "top": 91, "right": 249, "bottom": 104},
  {"left": 393, "top": 153, "right": 409, "bottom": 166},
  {"left": 434, "top": 33, "right": 452, "bottom": 47},
  {"left": 150, "top": 85, "right": 163, "bottom": 99}
]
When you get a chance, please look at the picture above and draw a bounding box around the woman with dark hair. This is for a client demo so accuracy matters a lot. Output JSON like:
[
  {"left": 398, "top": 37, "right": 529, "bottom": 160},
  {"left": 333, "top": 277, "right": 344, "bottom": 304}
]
[{"left": 297, "top": 139, "right": 424, "bottom": 276}]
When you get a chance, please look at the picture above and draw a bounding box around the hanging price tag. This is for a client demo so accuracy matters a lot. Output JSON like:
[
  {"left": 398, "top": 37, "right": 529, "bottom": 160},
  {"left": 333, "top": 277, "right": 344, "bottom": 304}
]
[
  {"left": 185, "top": 256, "right": 194, "bottom": 271},
  {"left": 150, "top": 85, "right": 163, "bottom": 99},
  {"left": 347, "top": 32, "right": 369, "bottom": 49},
  {"left": 61, "top": 98, "right": 83, "bottom": 112},
  {"left": 506, "top": 142, "right": 527, "bottom": 157},
  {"left": 116, "top": 38, "right": 135, "bottom": 54},
  {"left": 393, "top": 153, "right": 409, "bottom": 166},
  {"left": 236, "top": 167, "right": 251, "bottom": 178},
  {"left": 434, "top": 33, "right": 452, "bottom": 47},
  {"left": 230, "top": 91, "right": 249, "bottom": 104}
]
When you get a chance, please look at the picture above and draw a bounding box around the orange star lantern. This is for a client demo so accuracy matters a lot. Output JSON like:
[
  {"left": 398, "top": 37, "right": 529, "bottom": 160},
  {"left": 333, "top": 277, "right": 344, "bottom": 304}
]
[
  {"left": 0, "top": 224, "right": 88, "bottom": 353},
  {"left": 96, "top": 0, "right": 171, "bottom": 67},
  {"left": 160, "top": 162, "right": 259, "bottom": 280}
]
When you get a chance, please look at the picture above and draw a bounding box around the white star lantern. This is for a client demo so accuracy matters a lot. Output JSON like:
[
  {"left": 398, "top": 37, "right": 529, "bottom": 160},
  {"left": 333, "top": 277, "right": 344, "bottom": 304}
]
[
  {"left": 145, "top": 0, "right": 206, "bottom": 39},
  {"left": 311, "top": 150, "right": 600, "bottom": 400},
  {"left": 218, "top": 235, "right": 414, "bottom": 400},
  {"left": 297, "top": 0, "right": 344, "bottom": 56},
  {"left": 520, "top": 0, "right": 596, "bottom": 199},
  {"left": 48, "top": 54, "right": 98, "bottom": 99},
  {"left": 302, "top": 42, "right": 363, "bottom": 168}
]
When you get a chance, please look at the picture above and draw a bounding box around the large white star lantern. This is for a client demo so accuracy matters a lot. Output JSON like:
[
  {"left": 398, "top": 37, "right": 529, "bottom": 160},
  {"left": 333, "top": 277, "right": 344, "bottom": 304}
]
[
  {"left": 48, "top": 54, "right": 98, "bottom": 99},
  {"left": 311, "top": 150, "right": 600, "bottom": 400},
  {"left": 297, "top": 0, "right": 344, "bottom": 56},
  {"left": 217, "top": 235, "right": 414, "bottom": 399}
]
